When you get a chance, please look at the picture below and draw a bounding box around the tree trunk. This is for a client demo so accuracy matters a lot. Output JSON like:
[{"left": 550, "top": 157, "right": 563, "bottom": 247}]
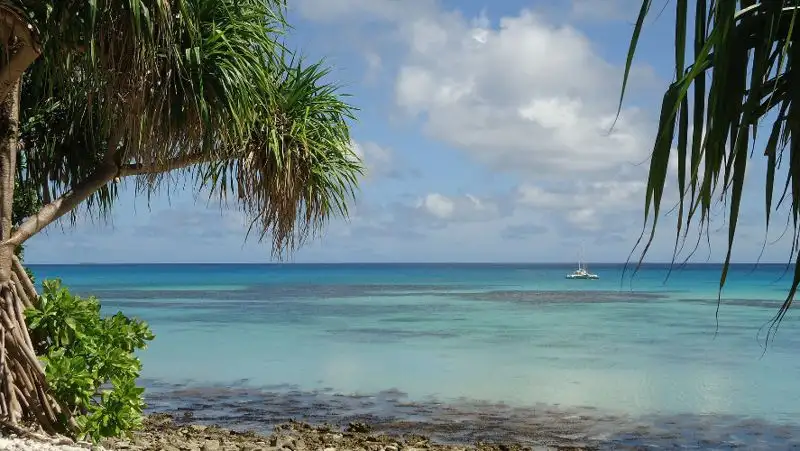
[
  {"left": 0, "top": 10, "right": 72, "bottom": 436},
  {"left": 0, "top": 79, "right": 68, "bottom": 434},
  {"left": 0, "top": 263, "right": 62, "bottom": 433}
]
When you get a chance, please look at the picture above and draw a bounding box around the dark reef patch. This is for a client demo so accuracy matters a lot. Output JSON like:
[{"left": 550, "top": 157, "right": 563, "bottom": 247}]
[{"left": 140, "top": 381, "right": 800, "bottom": 450}]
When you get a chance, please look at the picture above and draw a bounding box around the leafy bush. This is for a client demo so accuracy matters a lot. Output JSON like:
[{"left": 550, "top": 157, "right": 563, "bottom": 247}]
[{"left": 25, "top": 279, "right": 155, "bottom": 441}]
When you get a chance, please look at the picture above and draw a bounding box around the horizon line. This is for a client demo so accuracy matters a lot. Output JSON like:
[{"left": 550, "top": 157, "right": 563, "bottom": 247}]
[{"left": 24, "top": 261, "right": 795, "bottom": 266}]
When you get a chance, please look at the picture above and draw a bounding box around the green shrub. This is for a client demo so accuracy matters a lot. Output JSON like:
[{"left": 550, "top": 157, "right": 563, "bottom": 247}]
[{"left": 25, "top": 279, "right": 155, "bottom": 441}]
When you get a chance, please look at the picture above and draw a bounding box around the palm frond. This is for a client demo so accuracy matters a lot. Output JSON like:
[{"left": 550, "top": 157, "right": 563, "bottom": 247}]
[
  {"left": 621, "top": 0, "right": 800, "bottom": 336},
  {"left": 16, "top": 0, "right": 361, "bottom": 257},
  {"left": 198, "top": 54, "right": 362, "bottom": 257}
]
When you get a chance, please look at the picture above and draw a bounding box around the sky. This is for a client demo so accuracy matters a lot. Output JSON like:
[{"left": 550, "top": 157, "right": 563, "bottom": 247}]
[{"left": 24, "top": 0, "right": 796, "bottom": 264}]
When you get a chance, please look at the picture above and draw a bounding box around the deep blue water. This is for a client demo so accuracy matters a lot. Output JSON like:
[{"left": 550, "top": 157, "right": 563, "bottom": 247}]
[{"left": 27, "top": 263, "right": 800, "bottom": 449}]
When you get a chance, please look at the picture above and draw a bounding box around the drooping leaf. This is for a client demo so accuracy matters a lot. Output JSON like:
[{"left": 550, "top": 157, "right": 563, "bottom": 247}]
[{"left": 621, "top": 0, "right": 800, "bottom": 336}]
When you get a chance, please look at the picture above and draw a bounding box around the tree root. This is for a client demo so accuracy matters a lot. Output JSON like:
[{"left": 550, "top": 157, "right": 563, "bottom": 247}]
[
  {"left": 0, "top": 419, "right": 82, "bottom": 447},
  {"left": 0, "top": 267, "right": 72, "bottom": 436},
  {"left": 0, "top": 418, "right": 46, "bottom": 440}
]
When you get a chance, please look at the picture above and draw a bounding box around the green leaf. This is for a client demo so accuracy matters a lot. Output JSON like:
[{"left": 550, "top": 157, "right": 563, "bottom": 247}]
[
  {"left": 621, "top": 0, "right": 800, "bottom": 337},
  {"left": 28, "top": 279, "right": 153, "bottom": 441}
]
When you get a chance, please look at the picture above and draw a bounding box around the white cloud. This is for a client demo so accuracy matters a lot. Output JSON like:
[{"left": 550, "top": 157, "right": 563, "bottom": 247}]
[
  {"left": 296, "top": 1, "right": 656, "bottom": 181},
  {"left": 567, "top": 208, "right": 600, "bottom": 230},
  {"left": 419, "top": 193, "right": 455, "bottom": 219},
  {"left": 364, "top": 52, "right": 383, "bottom": 82},
  {"left": 291, "top": 2, "right": 665, "bottom": 250},
  {"left": 369, "top": 5, "right": 669, "bottom": 235},
  {"left": 352, "top": 141, "right": 393, "bottom": 179},
  {"left": 518, "top": 97, "right": 582, "bottom": 129},
  {"left": 392, "top": 9, "right": 652, "bottom": 179},
  {"left": 414, "top": 192, "right": 505, "bottom": 223},
  {"left": 518, "top": 180, "right": 645, "bottom": 209},
  {"left": 517, "top": 180, "right": 645, "bottom": 230},
  {"left": 351, "top": 141, "right": 420, "bottom": 181},
  {"left": 285, "top": 0, "right": 792, "bottom": 263}
]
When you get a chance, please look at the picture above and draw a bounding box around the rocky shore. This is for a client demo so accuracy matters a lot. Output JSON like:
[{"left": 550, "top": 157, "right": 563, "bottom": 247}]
[{"left": 95, "top": 414, "right": 593, "bottom": 451}]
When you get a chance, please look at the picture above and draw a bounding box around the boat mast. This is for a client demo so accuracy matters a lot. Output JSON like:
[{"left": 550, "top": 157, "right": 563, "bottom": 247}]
[{"left": 582, "top": 243, "right": 591, "bottom": 272}]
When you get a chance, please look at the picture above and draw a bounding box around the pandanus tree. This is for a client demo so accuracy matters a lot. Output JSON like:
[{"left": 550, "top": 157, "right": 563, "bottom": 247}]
[
  {"left": 622, "top": 0, "right": 800, "bottom": 332},
  {"left": 0, "top": 0, "right": 360, "bottom": 434}
]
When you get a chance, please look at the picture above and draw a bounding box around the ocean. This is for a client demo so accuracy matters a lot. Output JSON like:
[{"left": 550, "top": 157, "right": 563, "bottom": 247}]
[{"left": 27, "top": 263, "right": 800, "bottom": 449}]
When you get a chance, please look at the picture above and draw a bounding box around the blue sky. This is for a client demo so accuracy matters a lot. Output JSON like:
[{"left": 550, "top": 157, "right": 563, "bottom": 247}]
[{"left": 24, "top": 0, "right": 794, "bottom": 264}]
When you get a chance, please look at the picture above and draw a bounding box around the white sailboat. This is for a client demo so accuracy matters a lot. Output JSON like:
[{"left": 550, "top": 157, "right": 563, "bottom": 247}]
[{"left": 565, "top": 246, "right": 599, "bottom": 280}]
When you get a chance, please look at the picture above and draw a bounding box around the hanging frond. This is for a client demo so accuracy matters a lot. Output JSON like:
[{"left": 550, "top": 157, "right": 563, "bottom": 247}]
[
  {"left": 621, "top": 0, "right": 800, "bottom": 336},
  {"left": 196, "top": 55, "right": 361, "bottom": 257}
]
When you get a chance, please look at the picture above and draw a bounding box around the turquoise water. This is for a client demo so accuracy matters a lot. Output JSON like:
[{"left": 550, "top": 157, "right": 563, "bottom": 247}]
[{"left": 28, "top": 263, "right": 800, "bottom": 448}]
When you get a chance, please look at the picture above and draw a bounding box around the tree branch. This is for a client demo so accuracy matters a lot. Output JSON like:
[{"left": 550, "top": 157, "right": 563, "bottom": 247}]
[
  {"left": 6, "top": 152, "right": 213, "bottom": 247},
  {"left": 0, "top": 10, "right": 41, "bottom": 101},
  {"left": 5, "top": 164, "right": 118, "bottom": 248},
  {"left": 118, "top": 153, "right": 210, "bottom": 177},
  {"left": 0, "top": 46, "right": 37, "bottom": 101}
]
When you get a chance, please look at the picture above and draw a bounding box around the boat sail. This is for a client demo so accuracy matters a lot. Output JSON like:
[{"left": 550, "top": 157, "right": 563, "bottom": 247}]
[{"left": 565, "top": 246, "right": 598, "bottom": 280}]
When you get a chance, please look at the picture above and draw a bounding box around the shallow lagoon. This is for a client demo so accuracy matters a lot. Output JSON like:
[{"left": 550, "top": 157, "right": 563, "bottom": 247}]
[{"left": 31, "top": 263, "right": 800, "bottom": 448}]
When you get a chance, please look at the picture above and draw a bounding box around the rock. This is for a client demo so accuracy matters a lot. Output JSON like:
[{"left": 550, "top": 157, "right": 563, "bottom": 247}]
[
  {"left": 322, "top": 433, "right": 343, "bottom": 444},
  {"left": 346, "top": 422, "right": 372, "bottom": 434},
  {"left": 133, "top": 439, "right": 152, "bottom": 449},
  {"left": 202, "top": 439, "right": 221, "bottom": 451},
  {"left": 190, "top": 425, "right": 209, "bottom": 433},
  {"left": 275, "top": 436, "right": 295, "bottom": 450}
]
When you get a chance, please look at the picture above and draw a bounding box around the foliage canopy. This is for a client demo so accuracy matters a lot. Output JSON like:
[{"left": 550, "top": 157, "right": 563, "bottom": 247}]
[{"left": 9, "top": 0, "right": 361, "bottom": 256}]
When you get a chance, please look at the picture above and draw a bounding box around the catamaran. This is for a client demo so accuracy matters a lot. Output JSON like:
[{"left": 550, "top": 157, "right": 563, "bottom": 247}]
[{"left": 565, "top": 247, "right": 599, "bottom": 280}]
